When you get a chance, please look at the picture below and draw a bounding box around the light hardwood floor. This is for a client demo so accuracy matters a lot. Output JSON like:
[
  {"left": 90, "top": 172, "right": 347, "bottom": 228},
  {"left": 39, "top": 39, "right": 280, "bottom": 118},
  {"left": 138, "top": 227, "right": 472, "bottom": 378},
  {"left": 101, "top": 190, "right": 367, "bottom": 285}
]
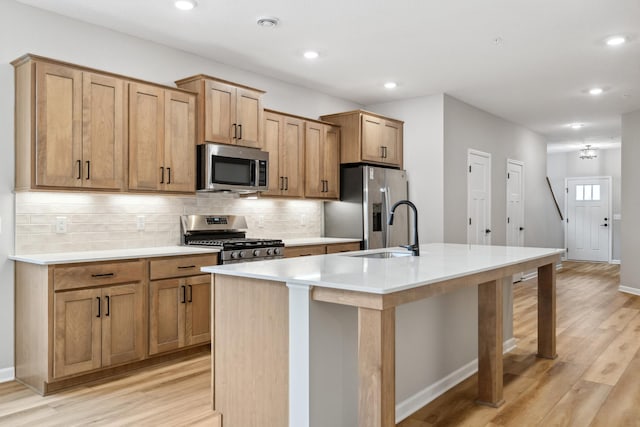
[{"left": 0, "top": 262, "right": 634, "bottom": 426}]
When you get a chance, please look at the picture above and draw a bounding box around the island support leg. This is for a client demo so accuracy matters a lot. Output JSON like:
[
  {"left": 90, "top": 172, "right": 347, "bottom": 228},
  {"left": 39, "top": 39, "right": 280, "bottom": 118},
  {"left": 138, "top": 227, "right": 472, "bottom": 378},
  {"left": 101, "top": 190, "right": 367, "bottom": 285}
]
[
  {"left": 477, "top": 279, "right": 504, "bottom": 407},
  {"left": 537, "top": 263, "right": 557, "bottom": 359},
  {"left": 358, "top": 307, "right": 395, "bottom": 427}
]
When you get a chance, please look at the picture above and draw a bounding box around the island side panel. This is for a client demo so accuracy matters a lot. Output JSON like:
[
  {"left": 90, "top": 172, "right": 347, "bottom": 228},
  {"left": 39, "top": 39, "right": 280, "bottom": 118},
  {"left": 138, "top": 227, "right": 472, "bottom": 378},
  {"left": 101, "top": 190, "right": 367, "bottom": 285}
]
[
  {"left": 213, "top": 275, "right": 289, "bottom": 427},
  {"left": 537, "top": 262, "right": 557, "bottom": 359}
]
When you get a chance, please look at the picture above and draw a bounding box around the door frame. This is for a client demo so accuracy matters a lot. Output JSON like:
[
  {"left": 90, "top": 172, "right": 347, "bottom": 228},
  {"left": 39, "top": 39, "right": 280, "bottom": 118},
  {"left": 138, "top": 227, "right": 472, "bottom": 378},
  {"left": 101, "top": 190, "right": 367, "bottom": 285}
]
[
  {"left": 506, "top": 159, "right": 525, "bottom": 247},
  {"left": 467, "top": 148, "right": 492, "bottom": 245},
  {"left": 564, "top": 176, "right": 613, "bottom": 263}
]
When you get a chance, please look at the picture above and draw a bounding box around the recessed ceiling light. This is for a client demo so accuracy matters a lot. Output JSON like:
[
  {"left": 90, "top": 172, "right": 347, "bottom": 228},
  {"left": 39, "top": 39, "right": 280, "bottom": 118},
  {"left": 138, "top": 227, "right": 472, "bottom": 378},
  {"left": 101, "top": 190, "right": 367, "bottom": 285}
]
[
  {"left": 569, "top": 123, "right": 584, "bottom": 130},
  {"left": 303, "top": 51, "right": 319, "bottom": 60},
  {"left": 589, "top": 87, "right": 603, "bottom": 95},
  {"left": 384, "top": 82, "right": 397, "bottom": 89},
  {"left": 257, "top": 17, "right": 280, "bottom": 28},
  {"left": 174, "top": 0, "right": 197, "bottom": 10},
  {"left": 606, "top": 36, "right": 626, "bottom": 46}
]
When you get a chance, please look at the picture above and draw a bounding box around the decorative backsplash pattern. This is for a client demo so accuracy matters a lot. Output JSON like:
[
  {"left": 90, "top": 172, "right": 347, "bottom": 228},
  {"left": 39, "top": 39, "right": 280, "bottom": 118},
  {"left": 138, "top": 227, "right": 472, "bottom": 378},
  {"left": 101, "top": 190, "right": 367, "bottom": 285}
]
[{"left": 15, "top": 192, "right": 322, "bottom": 254}]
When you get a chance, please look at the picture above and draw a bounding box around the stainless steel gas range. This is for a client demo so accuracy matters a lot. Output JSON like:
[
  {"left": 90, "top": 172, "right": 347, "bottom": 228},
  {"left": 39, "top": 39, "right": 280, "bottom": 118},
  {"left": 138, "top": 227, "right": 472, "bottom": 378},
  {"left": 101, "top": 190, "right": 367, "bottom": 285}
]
[{"left": 181, "top": 215, "right": 284, "bottom": 264}]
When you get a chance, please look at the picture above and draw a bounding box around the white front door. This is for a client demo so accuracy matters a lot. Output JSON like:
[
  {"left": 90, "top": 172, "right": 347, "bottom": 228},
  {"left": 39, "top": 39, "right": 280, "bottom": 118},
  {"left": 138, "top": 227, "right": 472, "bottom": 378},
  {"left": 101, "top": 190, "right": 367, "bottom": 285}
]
[
  {"left": 506, "top": 160, "right": 525, "bottom": 247},
  {"left": 467, "top": 149, "right": 492, "bottom": 245},
  {"left": 566, "top": 177, "right": 611, "bottom": 262}
]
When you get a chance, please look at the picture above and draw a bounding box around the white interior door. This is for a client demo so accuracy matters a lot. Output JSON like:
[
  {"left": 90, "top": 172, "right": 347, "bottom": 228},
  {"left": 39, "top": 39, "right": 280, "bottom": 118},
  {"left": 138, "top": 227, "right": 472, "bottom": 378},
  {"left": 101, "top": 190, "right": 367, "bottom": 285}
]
[
  {"left": 506, "top": 160, "right": 525, "bottom": 247},
  {"left": 467, "top": 150, "right": 492, "bottom": 245},
  {"left": 566, "top": 177, "right": 611, "bottom": 262}
]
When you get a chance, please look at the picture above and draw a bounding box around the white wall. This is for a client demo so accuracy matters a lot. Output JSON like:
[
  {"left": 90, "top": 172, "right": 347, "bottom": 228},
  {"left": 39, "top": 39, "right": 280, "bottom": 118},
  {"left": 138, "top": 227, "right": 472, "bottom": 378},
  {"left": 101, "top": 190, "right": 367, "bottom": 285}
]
[
  {"left": 621, "top": 109, "right": 640, "bottom": 290},
  {"left": 365, "top": 95, "right": 445, "bottom": 243},
  {"left": 547, "top": 148, "right": 622, "bottom": 260},
  {"left": 443, "top": 95, "right": 563, "bottom": 249},
  {"left": 0, "top": 0, "right": 361, "bottom": 373}
]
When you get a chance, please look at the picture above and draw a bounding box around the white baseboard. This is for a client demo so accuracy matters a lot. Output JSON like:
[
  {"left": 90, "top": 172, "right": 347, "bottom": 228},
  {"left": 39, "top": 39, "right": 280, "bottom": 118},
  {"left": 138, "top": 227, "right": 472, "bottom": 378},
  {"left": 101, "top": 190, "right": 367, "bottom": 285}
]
[
  {"left": 395, "top": 338, "right": 517, "bottom": 423},
  {"left": 520, "top": 263, "right": 563, "bottom": 283},
  {"left": 611, "top": 259, "right": 621, "bottom": 265},
  {"left": 0, "top": 367, "right": 15, "bottom": 383},
  {"left": 619, "top": 286, "right": 640, "bottom": 297}
]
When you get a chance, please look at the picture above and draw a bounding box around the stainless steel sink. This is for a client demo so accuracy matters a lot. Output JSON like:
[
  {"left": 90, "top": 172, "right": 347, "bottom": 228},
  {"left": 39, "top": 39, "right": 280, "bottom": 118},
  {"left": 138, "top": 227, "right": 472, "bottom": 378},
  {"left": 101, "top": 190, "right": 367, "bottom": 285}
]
[{"left": 348, "top": 251, "right": 413, "bottom": 259}]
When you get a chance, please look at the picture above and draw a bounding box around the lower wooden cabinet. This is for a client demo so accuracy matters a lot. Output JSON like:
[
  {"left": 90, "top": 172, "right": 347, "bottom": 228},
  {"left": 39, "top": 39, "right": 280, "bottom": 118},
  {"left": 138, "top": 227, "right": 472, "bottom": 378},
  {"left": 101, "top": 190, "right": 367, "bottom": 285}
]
[
  {"left": 53, "top": 282, "right": 145, "bottom": 378},
  {"left": 149, "top": 275, "right": 211, "bottom": 355},
  {"left": 284, "top": 241, "right": 361, "bottom": 258}
]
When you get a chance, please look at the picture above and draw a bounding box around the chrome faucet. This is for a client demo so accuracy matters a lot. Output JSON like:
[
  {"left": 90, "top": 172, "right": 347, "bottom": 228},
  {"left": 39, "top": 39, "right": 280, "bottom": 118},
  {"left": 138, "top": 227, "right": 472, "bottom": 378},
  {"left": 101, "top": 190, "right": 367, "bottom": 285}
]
[{"left": 388, "top": 200, "right": 420, "bottom": 256}]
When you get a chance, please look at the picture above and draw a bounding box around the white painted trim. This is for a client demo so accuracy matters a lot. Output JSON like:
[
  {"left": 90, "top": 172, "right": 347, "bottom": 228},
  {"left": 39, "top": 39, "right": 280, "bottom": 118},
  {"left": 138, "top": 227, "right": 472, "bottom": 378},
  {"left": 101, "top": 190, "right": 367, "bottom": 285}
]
[
  {"left": 519, "top": 263, "right": 563, "bottom": 282},
  {"left": 0, "top": 367, "right": 15, "bottom": 383},
  {"left": 395, "top": 338, "right": 517, "bottom": 424},
  {"left": 611, "top": 259, "right": 621, "bottom": 265},
  {"left": 619, "top": 286, "right": 640, "bottom": 297},
  {"left": 287, "top": 283, "right": 311, "bottom": 427}
]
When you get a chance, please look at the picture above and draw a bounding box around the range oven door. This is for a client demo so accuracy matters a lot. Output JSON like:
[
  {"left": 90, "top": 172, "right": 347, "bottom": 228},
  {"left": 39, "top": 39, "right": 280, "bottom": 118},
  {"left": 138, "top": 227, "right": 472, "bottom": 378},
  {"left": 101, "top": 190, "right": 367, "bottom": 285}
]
[{"left": 197, "top": 143, "right": 268, "bottom": 192}]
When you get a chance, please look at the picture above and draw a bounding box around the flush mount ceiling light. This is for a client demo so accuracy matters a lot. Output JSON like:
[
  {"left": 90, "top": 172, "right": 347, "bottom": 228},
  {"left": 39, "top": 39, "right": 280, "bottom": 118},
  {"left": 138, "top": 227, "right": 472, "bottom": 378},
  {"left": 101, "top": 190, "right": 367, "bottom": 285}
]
[
  {"left": 174, "top": 0, "right": 197, "bottom": 11},
  {"left": 589, "top": 87, "right": 604, "bottom": 95},
  {"left": 569, "top": 123, "right": 584, "bottom": 130},
  {"left": 256, "top": 16, "right": 280, "bottom": 28},
  {"left": 384, "top": 82, "right": 397, "bottom": 89},
  {"left": 579, "top": 144, "right": 598, "bottom": 160},
  {"left": 606, "top": 35, "right": 626, "bottom": 46},
  {"left": 303, "top": 51, "right": 319, "bottom": 59}
]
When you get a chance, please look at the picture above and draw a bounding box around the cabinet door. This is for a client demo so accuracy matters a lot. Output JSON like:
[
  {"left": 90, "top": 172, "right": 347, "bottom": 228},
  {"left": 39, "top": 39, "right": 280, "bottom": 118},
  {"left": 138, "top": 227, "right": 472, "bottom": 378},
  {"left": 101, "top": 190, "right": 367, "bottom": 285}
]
[
  {"left": 53, "top": 289, "right": 102, "bottom": 378},
  {"left": 204, "top": 80, "right": 236, "bottom": 145},
  {"left": 129, "top": 83, "right": 164, "bottom": 191},
  {"left": 101, "top": 283, "right": 145, "bottom": 367},
  {"left": 82, "top": 73, "right": 125, "bottom": 190},
  {"left": 281, "top": 116, "right": 305, "bottom": 197},
  {"left": 262, "top": 112, "right": 282, "bottom": 196},
  {"left": 361, "top": 114, "right": 384, "bottom": 163},
  {"left": 236, "top": 87, "right": 263, "bottom": 149},
  {"left": 322, "top": 124, "right": 340, "bottom": 199},
  {"left": 164, "top": 90, "right": 196, "bottom": 192},
  {"left": 304, "top": 122, "right": 324, "bottom": 198},
  {"left": 149, "top": 279, "right": 186, "bottom": 355},
  {"left": 382, "top": 120, "right": 402, "bottom": 167},
  {"left": 185, "top": 275, "right": 211, "bottom": 346},
  {"left": 35, "top": 62, "right": 83, "bottom": 188}
]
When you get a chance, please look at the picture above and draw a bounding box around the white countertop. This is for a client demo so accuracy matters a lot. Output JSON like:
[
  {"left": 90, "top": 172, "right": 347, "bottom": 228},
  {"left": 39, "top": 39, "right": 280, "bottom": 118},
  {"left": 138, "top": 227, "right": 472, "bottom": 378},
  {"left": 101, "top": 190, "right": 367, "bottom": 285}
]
[
  {"left": 202, "top": 243, "right": 565, "bottom": 294},
  {"left": 282, "top": 237, "right": 361, "bottom": 247},
  {"left": 10, "top": 246, "right": 220, "bottom": 265}
]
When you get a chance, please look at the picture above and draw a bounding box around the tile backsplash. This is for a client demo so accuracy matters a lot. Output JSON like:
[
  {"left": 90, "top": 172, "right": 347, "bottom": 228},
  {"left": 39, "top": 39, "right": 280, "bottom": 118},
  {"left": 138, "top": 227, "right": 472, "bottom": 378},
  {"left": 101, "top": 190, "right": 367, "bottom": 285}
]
[{"left": 15, "top": 192, "right": 322, "bottom": 254}]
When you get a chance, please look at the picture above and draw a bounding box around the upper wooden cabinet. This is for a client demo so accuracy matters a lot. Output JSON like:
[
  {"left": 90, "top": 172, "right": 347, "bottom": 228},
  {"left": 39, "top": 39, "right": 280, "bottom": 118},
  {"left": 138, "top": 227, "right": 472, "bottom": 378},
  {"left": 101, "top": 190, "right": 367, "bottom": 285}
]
[
  {"left": 14, "top": 57, "right": 126, "bottom": 190},
  {"left": 175, "top": 75, "right": 265, "bottom": 149},
  {"left": 128, "top": 83, "right": 196, "bottom": 193},
  {"left": 320, "top": 110, "right": 404, "bottom": 168},
  {"left": 304, "top": 122, "right": 340, "bottom": 199},
  {"left": 262, "top": 110, "right": 305, "bottom": 197}
]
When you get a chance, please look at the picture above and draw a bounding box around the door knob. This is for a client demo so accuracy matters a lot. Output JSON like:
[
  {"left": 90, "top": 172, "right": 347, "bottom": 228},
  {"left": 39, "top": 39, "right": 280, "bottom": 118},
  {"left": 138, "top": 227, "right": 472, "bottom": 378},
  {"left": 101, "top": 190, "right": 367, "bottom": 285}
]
[
  {"left": 485, "top": 229, "right": 491, "bottom": 234},
  {"left": 601, "top": 223, "right": 608, "bottom": 227},
  {"left": 519, "top": 227, "right": 524, "bottom": 231}
]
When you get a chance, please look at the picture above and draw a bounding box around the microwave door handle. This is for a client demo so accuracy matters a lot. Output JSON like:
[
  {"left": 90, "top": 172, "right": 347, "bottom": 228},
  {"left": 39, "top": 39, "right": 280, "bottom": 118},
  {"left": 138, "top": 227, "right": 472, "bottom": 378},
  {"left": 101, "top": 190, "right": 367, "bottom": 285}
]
[{"left": 251, "top": 160, "right": 256, "bottom": 185}]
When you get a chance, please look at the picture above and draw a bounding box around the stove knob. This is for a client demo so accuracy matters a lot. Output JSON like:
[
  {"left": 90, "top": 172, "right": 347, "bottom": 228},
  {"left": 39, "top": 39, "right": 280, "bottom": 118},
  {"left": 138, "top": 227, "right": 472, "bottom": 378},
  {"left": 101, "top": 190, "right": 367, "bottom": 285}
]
[
  {"left": 238, "top": 251, "right": 245, "bottom": 258},
  {"left": 266, "top": 249, "right": 273, "bottom": 256},
  {"left": 253, "top": 250, "right": 260, "bottom": 257},
  {"left": 230, "top": 252, "right": 238, "bottom": 259},
  {"left": 274, "top": 248, "right": 282, "bottom": 255}
]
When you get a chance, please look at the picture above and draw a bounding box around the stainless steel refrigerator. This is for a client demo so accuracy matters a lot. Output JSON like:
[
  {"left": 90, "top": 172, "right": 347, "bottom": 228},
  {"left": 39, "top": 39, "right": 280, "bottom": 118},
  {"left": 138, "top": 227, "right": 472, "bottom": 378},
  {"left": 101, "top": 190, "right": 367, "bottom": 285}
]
[{"left": 324, "top": 165, "right": 409, "bottom": 249}]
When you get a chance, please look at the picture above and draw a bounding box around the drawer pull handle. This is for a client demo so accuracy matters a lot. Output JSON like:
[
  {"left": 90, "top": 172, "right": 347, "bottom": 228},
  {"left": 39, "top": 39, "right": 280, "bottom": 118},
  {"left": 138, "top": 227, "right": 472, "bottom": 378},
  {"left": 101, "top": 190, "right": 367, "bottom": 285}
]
[
  {"left": 188, "top": 285, "right": 193, "bottom": 303},
  {"left": 299, "top": 254, "right": 313, "bottom": 257},
  {"left": 76, "top": 160, "right": 82, "bottom": 179},
  {"left": 91, "top": 273, "right": 114, "bottom": 278},
  {"left": 181, "top": 285, "right": 186, "bottom": 304},
  {"left": 86, "top": 160, "right": 91, "bottom": 180},
  {"left": 96, "top": 297, "right": 101, "bottom": 318},
  {"left": 105, "top": 296, "right": 110, "bottom": 317},
  {"left": 177, "top": 265, "right": 196, "bottom": 269}
]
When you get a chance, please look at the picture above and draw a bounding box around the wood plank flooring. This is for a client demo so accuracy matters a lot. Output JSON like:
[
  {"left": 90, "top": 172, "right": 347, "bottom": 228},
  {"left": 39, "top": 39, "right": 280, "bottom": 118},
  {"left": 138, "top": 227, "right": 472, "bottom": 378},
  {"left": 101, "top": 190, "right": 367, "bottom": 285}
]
[{"left": 0, "top": 261, "right": 635, "bottom": 426}]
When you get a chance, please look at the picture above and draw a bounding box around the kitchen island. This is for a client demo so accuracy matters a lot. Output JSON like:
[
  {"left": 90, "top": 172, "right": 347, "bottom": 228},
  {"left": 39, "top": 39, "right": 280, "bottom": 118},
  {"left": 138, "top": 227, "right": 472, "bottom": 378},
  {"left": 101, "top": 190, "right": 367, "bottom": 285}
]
[{"left": 202, "top": 243, "right": 564, "bottom": 427}]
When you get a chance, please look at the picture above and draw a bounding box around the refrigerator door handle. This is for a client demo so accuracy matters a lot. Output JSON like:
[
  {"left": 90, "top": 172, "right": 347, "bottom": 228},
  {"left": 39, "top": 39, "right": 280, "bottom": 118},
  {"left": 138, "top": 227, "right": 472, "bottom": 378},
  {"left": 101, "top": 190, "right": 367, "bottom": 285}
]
[{"left": 382, "top": 186, "right": 391, "bottom": 248}]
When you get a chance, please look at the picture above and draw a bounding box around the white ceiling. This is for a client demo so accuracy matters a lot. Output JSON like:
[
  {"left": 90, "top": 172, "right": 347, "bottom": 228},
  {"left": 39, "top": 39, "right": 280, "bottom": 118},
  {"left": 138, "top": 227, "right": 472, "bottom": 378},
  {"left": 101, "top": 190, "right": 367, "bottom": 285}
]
[{"left": 17, "top": 0, "right": 640, "bottom": 152}]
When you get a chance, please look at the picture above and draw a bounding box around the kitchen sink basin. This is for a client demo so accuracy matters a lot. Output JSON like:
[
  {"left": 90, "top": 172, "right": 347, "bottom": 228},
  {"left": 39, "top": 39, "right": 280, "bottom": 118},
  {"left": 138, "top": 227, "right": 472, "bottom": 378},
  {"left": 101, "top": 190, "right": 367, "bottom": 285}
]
[{"left": 348, "top": 251, "right": 413, "bottom": 259}]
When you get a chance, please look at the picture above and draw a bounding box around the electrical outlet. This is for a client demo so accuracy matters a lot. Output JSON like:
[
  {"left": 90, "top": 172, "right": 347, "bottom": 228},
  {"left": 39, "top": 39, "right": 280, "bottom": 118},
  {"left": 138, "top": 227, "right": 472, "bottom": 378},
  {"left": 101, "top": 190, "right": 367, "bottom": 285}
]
[
  {"left": 55, "top": 216, "right": 67, "bottom": 234},
  {"left": 258, "top": 215, "right": 265, "bottom": 228},
  {"left": 136, "top": 215, "right": 145, "bottom": 231},
  {"left": 300, "top": 214, "right": 306, "bottom": 226}
]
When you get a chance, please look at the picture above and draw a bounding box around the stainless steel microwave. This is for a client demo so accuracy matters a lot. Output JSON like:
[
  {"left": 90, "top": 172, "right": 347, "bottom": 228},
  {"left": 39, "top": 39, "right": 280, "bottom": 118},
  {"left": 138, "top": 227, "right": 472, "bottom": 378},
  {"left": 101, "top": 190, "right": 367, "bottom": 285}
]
[{"left": 197, "top": 143, "right": 269, "bottom": 193}]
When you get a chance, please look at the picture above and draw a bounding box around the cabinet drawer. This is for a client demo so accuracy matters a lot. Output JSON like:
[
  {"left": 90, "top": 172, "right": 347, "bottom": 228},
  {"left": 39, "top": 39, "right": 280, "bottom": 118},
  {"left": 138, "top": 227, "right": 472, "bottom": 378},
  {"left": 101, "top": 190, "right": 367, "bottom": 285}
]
[
  {"left": 326, "top": 242, "right": 361, "bottom": 254},
  {"left": 149, "top": 254, "right": 218, "bottom": 280},
  {"left": 54, "top": 260, "right": 144, "bottom": 291},
  {"left": 284, "top": 245, "right": 326, "bottom": 258}
]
